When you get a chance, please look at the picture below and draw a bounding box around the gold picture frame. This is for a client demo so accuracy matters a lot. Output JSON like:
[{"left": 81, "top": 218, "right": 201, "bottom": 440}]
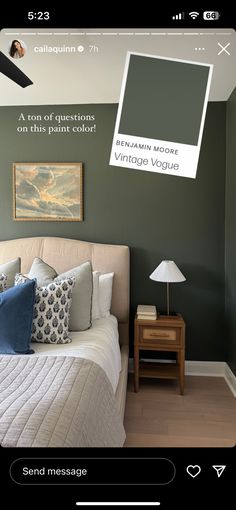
[{"left": 13, "top": 162, "right": 83, "bottom": 221}]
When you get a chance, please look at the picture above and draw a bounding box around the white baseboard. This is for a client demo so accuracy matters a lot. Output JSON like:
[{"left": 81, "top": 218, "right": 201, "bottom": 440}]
[
  {"left": 185, "top": 360, "right": 225, "bottom": 376},
  {"left": 224, "top": 363, "right": 236, "bottom": 397},
  {"left": 186, "top": 360, "right": 236, "bottom": 397},
  {"left": 128, "top": 358, "right": 236, "bottom": 397}
]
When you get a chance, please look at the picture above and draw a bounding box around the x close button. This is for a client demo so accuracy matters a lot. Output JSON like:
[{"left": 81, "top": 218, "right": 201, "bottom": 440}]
[{"left": 217, "top": 42, "right": 230, "bottom": 55}]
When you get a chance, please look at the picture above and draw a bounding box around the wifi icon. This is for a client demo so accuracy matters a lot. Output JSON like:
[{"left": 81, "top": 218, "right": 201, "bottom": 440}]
[{"left": 189, "top": 11, "right": 199, "bottom": 19}]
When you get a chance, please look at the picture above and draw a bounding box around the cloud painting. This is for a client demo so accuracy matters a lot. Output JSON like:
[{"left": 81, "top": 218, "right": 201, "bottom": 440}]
[{"left": 13, "top": 163, "right": 83, "bottom": 221}]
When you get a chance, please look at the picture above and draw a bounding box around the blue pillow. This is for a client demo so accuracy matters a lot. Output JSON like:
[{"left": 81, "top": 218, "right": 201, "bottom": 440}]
[{"left": 0, "top": 279, "right": 36, "bottom": 354}]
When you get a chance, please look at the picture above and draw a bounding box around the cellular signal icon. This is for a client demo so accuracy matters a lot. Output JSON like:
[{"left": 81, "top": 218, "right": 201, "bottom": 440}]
[{"left": 172, "top": 12, "right": 185, "bottom": 20}]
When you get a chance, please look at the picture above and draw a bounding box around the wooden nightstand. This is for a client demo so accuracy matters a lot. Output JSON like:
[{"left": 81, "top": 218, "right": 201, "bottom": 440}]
[{"left": 134, "top": 314, "right": 185, "bottom": 394}]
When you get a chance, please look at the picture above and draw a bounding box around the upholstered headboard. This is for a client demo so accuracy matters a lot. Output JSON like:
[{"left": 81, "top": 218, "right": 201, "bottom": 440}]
[{"left": 0, "top": 237, "right": 130, "bottom": 345}]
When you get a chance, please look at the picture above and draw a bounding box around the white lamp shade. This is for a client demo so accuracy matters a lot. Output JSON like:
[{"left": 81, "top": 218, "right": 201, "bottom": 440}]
[{"left": 149, "top": 260, "right": 186, "bottom": 283}]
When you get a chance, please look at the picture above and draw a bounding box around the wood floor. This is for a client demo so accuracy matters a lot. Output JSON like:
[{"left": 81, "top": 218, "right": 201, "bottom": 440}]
[{"left": 124, "top": 375, "right": 236, "bottom": 447}]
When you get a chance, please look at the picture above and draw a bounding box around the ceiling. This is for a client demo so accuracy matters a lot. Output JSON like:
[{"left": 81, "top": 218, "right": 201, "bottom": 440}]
[{"left": 0, "top": 28, "right": 235, "bottom": 105}]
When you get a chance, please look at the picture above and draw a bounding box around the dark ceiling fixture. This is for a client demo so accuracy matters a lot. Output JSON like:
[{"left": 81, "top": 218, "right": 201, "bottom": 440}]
[{"left": 0, "top": 51, "right": 33, "bottom": 88}]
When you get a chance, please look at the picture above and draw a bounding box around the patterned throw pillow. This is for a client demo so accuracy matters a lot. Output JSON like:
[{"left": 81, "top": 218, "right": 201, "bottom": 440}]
[
  {"left": 0, "top": 274, "right": 7, "bottom": 293},
  {"left": 15, "top": 273, "right": 29, "bottom": 286},
  {"left": 15, "top": 274, "right": 75, "bottom": 344},
  {"left": 28, "top": 257, "right": 93, "bottom": 332}
]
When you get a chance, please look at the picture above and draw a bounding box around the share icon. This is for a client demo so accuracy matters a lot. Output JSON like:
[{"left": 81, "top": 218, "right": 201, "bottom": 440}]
[{"left": 212, "top": 465, "right": 226, "bottom": 478}]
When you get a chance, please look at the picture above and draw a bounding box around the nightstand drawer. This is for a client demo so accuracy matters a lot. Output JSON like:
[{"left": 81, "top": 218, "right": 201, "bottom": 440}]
[
  {"left": 143, "top": 328, "right": 176, "bottom": 340},
  {"left": 142, "top": 327, "right": 178, "bottom": 344}
]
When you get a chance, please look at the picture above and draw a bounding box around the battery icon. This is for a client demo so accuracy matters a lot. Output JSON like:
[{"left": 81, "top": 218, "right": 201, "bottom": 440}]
[{"left": 203, "top": 11, "right": 220, "bottom": 20}]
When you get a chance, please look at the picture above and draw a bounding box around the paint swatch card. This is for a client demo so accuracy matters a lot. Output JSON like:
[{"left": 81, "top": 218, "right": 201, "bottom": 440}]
[{"left": 110, "top": 52, "right": 213, "bottom": 178}]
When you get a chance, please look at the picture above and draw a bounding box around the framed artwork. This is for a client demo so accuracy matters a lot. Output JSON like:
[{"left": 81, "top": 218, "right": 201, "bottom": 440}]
[{"left": 13, "top": 162, "right": 83, "bottom": 221}]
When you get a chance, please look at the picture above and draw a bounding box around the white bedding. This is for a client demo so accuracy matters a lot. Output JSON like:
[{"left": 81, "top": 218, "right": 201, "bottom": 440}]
[{"left": 32, "top": 315, "right": 121, "bottom": 392}]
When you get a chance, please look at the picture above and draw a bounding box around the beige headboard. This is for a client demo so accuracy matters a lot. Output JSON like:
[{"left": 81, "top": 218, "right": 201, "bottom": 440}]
[{"left": 0, "top": 237, "right": 130, "bottom": 345}]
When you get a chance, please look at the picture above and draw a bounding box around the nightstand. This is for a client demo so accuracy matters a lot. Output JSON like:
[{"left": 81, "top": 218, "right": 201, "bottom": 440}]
[{"left": 134, "top": 314, "right": 185, "bottom": 394}]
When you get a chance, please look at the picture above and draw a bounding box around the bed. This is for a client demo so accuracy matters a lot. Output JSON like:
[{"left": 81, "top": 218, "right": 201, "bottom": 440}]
[{"left": 0, "top": 237, "right": 130, "bottom": 447}]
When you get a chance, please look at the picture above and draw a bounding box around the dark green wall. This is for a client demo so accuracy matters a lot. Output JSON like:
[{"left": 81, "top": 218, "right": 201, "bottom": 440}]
[
  {"left": 226, "top": 87, "right": 236, "bottom": 375},
  {"left": 0, "top": 103, "right": 226, "bottom": 362}
]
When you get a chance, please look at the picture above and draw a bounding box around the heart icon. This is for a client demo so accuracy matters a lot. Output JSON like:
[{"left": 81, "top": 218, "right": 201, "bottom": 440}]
[{"left": 186, "top": 465, "right": 201, "bottom": 478}]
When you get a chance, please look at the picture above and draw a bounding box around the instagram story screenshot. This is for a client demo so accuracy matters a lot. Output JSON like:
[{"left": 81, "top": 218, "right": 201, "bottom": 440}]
[{"left": 0, "top": 7, "right": 235, "bottom": 509}]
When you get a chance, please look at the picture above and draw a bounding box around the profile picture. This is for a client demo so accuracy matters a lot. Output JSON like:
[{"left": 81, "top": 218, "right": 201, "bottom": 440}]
[{"left": 9, "top": 39, "right": 26, "bottom": 59}]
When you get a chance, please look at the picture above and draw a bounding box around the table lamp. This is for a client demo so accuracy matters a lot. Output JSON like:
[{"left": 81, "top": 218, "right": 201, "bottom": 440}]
[{"left": 149, "top": 260, "right": 186, "bottom": 315}]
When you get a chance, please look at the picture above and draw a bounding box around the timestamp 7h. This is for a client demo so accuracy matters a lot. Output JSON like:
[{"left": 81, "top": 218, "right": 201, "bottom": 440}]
[{"left": 28, "top": 11, "right": 50, "bottom": 20}]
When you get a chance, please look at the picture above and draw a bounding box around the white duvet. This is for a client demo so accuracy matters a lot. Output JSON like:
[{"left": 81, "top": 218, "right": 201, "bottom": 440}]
[{"left": 32, "top": 315, "right": 121, "bottom": 392}]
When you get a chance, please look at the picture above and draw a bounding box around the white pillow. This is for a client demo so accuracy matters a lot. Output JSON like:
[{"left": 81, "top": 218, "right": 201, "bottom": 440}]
[
  {"left": 0, "top": 258, "right": 21, "bottom": 289},
  {"left": 92, "top": 271, "right": 101, "bottom": 320},
  {"left": 99, "top": 272, "right": 114, "bottom": 318}
]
